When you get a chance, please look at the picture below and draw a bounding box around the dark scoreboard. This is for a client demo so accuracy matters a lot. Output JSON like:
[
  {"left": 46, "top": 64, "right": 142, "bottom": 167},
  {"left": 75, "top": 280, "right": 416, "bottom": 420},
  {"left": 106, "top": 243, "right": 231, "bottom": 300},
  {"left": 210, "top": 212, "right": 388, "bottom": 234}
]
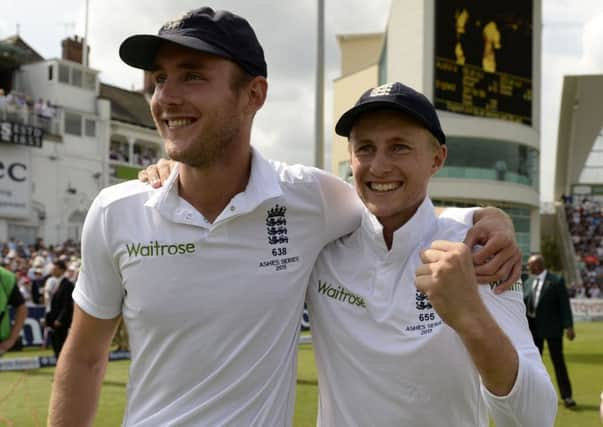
[{"left": 434, "top": 1, "right": 533, "bottom": 125}]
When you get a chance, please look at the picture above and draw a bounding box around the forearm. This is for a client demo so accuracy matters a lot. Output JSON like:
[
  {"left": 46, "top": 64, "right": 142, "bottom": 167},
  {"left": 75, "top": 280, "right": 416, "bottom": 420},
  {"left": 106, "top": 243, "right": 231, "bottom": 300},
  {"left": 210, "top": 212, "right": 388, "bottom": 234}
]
[
  {"left": 457, "top": 311, "right": 518, "bottom": 396},
  {"left": 49, "top": 305, "right": 119, "bottom": 426},
  {"left": 474, "top": 289, "right": 557, "bottom": 426},
  {"left": 48, "top": 342, "right": 108, "bottom": 426}
]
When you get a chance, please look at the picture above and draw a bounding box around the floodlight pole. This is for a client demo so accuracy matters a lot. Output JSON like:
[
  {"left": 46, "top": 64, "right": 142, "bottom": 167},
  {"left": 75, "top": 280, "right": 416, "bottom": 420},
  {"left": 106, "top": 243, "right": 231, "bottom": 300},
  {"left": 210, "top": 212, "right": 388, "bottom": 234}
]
[
  {"left": 314, "top": 0, "right": 325, "bottom": 169},
  {"left": 83, "top": 0, "right": 89, "bottom": 67}
]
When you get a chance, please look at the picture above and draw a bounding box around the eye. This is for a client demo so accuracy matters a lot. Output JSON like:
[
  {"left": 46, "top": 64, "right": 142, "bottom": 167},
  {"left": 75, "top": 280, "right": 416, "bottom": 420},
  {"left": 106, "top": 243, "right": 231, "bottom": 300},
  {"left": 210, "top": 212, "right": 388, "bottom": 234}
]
[
  {"left": 354, "top": 144, "right": 374, "bottom": 155},
  {"left": 153, "top": 73, "right": 167, "bottom": 85},
  {"left": 185, "top": 72, "right": 205, "bottom": 81},
  {"left": 392, "top": 143, "right": 410, "bottom": 153}
]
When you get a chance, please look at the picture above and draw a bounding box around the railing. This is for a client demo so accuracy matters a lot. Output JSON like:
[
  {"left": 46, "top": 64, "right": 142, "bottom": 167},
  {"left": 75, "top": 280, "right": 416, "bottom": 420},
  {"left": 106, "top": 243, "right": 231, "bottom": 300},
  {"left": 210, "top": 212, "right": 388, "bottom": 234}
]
[{"left": 0, "top": 104, "right": 61, "bottom": 136}]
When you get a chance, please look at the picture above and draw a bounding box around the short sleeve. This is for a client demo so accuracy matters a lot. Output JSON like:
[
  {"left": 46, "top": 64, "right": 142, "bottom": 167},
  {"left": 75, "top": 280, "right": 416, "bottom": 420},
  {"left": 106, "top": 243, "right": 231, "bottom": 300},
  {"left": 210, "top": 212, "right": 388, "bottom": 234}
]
[
  {"left": 438, "top": 207, "right": 479, "bottom": 226},
  {"left": 72, "top": 194, "right": 124, "bottom": 319},
  {"left": 313, "top": 169, "right": 363, "bottom": 244},
  {"left": 479, "top": 287, "right": 557, "bottom": 426}
]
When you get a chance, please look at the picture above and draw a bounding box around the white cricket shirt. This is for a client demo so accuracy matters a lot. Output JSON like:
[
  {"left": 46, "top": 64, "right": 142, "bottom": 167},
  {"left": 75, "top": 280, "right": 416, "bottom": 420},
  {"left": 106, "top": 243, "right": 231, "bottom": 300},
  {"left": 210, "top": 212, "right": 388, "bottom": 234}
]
[
  {"left": 307, "top": 197, "right": 557, "bottom": 427},
  {"left": 73, "top": 148, "right": 362, "bottom": 426}
]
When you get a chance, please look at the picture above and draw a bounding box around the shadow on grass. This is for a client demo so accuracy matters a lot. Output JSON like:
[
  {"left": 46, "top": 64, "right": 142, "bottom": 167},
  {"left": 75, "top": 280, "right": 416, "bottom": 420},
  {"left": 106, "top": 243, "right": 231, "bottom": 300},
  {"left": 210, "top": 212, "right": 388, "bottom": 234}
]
[
  {"left": 564, "top": 353, "right": 603, "bottom": 365},
  {"left": 29, "top": 366, "right": 311, "bottom": 388},
  {"left": 297, "top": 379, "right": 318, "bottom": 386},
  {"left": 27, "top": 369, "right": 127, "bottom": 387},
  {"left": 561, "top": 403, "right": 600, "bottom": 413},
  {"left": 101, "top": 380, "right": 128, "bottom": 387}
]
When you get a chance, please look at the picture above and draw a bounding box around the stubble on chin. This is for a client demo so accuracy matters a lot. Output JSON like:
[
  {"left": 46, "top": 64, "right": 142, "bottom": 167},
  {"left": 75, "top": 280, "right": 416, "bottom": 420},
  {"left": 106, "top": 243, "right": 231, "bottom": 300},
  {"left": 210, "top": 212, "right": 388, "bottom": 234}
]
[{"left": 169, "top": 125, "right": 241, "bottom": 169}]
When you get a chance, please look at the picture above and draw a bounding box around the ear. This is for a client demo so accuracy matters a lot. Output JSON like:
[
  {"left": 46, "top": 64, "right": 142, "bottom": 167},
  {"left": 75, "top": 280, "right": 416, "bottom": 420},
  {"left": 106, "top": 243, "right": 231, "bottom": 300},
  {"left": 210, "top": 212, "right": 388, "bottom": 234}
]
[
  {"left": 247, "top": 76, "right": 268, "bottom": 113},
  {"left": 431, "top": 144, "right": 447, "bottom": 175}
]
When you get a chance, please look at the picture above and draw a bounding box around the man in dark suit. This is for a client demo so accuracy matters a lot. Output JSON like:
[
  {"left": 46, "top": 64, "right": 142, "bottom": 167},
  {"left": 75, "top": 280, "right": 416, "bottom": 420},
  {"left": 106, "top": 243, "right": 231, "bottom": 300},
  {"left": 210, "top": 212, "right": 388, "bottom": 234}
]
[
  {"left": 524, "top": 253, "right": 576, "bottom": 408},
  {"left": 45, "top": 261, "right": 74, "bottom": 358}
]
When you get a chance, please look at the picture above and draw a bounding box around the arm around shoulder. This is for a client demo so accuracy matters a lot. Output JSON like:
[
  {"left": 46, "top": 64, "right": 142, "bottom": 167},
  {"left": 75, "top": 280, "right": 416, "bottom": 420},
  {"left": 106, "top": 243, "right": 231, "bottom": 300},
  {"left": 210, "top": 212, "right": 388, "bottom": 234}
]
[
  {"left": 439, "top": 206, "right": 522, "bottom": 290},
  {"left": 48, "top": 305, "right": 120, "bottom": 427},
  {"left": 313, "top": 169, "right": 362, "bottom": 242}
]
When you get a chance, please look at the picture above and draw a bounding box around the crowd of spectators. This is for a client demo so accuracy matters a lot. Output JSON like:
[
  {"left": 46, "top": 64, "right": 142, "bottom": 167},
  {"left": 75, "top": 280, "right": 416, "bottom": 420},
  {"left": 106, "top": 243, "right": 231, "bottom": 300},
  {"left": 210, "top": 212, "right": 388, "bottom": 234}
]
[
  {"left": 563, "top": 195, "right": 603, "bottom": 299},
  {"left": 0, "top": 237, "right": 80, "bottom": 307},
  {"left": 1, "top": 237, "right": 130, "bottom": 353},
  {"left": 0, "top": 88, "right": 57, "bottom": 131},
  {"left": 109, "top": 141, "right": 159, "bottom": 167}
]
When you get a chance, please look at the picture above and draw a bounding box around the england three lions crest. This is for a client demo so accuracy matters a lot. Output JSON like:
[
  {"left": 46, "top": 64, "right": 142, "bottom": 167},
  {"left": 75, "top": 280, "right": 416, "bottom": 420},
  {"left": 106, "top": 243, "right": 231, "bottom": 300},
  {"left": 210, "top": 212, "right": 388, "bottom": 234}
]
[
  {"left": 266, "top": 204, "right": 288, "bottom": 245},
  {"left": 415, "top": 290, "right": 432, "bottom": 310}
]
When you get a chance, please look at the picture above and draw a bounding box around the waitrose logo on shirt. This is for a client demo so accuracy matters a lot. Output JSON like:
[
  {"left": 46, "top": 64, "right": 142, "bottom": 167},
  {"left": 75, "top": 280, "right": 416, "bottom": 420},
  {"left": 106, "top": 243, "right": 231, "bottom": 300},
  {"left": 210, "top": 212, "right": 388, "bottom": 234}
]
[
  {"left": 126, "top": 241, "right": 196, "bottom": 257},
  {"left": 317, "top": 280, "right": 366, "bottom": 307}
]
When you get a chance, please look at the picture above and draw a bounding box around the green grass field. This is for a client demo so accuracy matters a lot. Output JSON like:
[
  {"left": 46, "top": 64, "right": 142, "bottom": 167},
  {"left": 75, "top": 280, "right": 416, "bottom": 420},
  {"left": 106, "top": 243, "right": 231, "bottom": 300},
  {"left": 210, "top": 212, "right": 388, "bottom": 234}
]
[{"left": 1, "top": 323, "right": 601, "bottom": 426}]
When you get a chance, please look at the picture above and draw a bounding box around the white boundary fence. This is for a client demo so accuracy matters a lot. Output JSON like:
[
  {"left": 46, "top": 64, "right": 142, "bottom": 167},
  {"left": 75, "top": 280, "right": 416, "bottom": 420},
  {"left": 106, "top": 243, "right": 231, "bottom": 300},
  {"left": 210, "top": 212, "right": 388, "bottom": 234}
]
[
  {"left": 570, "top": 298, "right": 603, "bottom": 321},
  {"left": 0, "top": 336, "right": 314, "bottom": 372}
]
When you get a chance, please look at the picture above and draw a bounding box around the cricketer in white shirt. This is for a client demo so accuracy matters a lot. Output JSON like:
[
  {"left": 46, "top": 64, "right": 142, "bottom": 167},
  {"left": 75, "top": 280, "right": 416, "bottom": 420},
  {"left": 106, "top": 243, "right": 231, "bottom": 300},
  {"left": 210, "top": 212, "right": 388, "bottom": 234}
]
[
  {"left": 73, "top": 148, "right": 513, "bottom": 426},
  {"left": 307, "top": 198, "right": 556, "bottom": 426},
  {"left": 306, "top": 82, "right": 557, "bottom": 427},
  {"left": 53, "top": 10, "right": 525, "bottom": 422},
  {"left": 73, "top": 150, "right": 362, "bottom": 426}
]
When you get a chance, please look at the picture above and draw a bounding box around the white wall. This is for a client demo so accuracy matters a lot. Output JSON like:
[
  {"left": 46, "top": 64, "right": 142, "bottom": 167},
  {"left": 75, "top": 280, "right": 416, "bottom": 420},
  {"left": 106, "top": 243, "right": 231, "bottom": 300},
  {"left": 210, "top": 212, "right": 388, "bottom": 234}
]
[
  {"left": 1, "top": 62, "right": 126, "bottom": 244},
  {"left": 20, "top": 60, "right": 99, "bottom": 114},
  {"left": 386, "top": 0, "right": 426, "bottom": 90},
  {"left": 439, "top": 111, "right": 539, "bottom": 150},
  {"left": 30, "top": 150, "right": 103, "bottom": 242},
  {"left": 429, "top": 179, "right": 539, "bottom": 208}
]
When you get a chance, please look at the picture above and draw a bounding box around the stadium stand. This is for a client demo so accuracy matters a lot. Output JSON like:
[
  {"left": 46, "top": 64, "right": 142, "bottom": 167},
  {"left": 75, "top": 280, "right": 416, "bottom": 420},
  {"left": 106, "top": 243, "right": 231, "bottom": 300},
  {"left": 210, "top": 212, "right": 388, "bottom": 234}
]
[{"left": 563, "top": 195, "right": 603, "bottom": 299}]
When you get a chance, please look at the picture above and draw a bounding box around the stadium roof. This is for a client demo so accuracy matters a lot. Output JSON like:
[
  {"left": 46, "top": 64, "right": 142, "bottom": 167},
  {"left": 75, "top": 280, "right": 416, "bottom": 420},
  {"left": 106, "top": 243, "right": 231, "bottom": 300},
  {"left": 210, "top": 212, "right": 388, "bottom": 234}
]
[
  {"left": 99, "top": 83, "right": 156, "bottom": 129},
  {"left": 0, "top": 35, "right": 44, "bottom": 68},
  {"left": 555, "top": 74, "right": 603, "bottom": 200}
]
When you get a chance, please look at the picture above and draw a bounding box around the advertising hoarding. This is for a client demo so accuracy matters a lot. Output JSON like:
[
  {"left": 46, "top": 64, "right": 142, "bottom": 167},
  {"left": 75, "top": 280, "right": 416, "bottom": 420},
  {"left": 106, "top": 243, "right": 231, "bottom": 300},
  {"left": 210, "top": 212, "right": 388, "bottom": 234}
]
[{"left": 0, "top": 145, "right": 31, "bottom": 218}]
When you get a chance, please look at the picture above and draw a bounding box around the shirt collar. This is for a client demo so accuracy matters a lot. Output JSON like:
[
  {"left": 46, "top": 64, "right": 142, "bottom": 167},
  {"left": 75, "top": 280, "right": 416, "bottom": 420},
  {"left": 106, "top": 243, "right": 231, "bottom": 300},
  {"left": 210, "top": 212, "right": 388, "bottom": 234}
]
[
  {"left": 145, "top": 147, "right": 283, "bottom": 227},
  {"left": 52, "top": 273, "right": 67, "bottom": 282},
  {"left": 361, "top": 197, "right": 438, "bottom": 262},
  {"left": 537, "top": 270, "right": 547, "bottom": 283},
  {"left": 230, "top": 146, "right": 283, "bottom": 215}
]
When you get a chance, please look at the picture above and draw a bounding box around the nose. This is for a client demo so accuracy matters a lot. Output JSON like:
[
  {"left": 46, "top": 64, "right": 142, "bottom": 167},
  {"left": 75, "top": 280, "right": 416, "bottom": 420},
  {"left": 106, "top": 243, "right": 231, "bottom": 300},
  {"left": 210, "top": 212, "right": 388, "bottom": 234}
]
[
  {"left": 369, "top": 148, "right": 393, "bottom": 176},
  {"left": 152, "top": 78, "right": 183, "bottom": 107}
]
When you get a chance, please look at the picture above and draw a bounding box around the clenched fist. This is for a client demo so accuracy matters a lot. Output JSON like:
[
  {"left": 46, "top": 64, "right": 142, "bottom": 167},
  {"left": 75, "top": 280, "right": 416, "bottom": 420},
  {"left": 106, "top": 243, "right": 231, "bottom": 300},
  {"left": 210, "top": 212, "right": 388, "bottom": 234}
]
[{"left": 415, "top": 240, "right": 489, "bottom": 334}]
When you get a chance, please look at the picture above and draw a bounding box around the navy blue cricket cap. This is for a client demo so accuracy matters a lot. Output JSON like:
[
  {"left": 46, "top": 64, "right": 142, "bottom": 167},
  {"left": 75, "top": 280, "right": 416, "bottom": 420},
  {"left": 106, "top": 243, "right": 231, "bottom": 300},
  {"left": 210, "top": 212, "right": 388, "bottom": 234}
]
[
  {"left": 335, "top": 82, "right": 446, "bottom": 145},
  {"left": 119, "top": 7, "right": 267, "bottom": 77}
]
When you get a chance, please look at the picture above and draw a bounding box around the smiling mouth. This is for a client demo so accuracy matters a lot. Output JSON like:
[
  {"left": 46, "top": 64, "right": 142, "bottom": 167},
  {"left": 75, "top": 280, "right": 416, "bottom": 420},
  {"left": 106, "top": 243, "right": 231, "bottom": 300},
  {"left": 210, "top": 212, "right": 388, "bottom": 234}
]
[
  {"left": 165, "top": 118, "right": 196, "bottom": 129},
  {"left": 368, "top": 182, "right": 401, "bottom": 192}
]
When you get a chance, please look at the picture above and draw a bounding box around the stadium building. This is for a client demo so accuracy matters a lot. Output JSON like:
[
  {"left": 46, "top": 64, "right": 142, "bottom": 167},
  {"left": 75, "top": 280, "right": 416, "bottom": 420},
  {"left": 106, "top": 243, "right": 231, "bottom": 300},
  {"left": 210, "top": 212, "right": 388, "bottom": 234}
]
[
  {"left": 549, "top": 74, "right": 603, "bottom": 291},
  {"left": 332, "top": 0, "right": 542, "bottom": 259},
  {"left": 0, "top": 35, "right": 162, "bottom": 244}
]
